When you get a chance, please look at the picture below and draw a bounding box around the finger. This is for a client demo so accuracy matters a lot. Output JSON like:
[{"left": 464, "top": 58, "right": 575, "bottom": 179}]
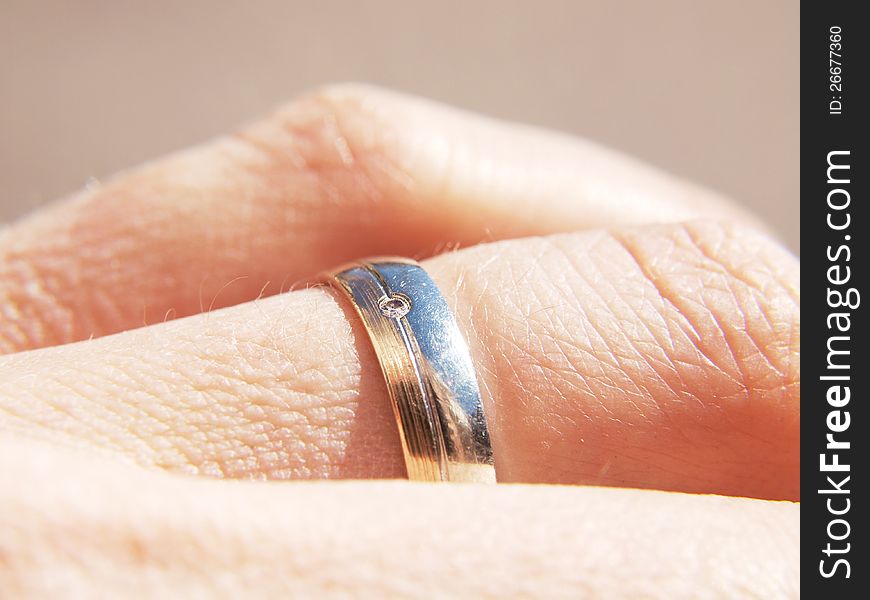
[
  {"left": 1, "top": 440, "right": 799, "bottom": 598},
  {"left": 0, "top": 221, "right": 799, "bottom": 499},
  {"left": 0, "top": 219, "right": 799, "bottom": 498},
  {"left": 0, "top": 84, "right": 764, "bottom": 353}
]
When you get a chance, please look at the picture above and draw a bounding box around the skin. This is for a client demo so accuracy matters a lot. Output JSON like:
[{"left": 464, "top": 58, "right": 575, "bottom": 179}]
[{"left": 0, "top": 85, "right": 799, "bottom": 598}]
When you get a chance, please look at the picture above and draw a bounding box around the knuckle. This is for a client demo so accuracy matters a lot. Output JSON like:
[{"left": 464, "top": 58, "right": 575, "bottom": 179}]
[
  {"left": 613, "top": 219, "right": 800, "bottom": 402},
  {"left": 441, "top": 222, "right": 798, "bottom": 490},
  {"left": 0, "top": 246, "right": 76, "bottom": 352},
  {"left": 231, "top": 83, "right": 407, "bottom": 208}
]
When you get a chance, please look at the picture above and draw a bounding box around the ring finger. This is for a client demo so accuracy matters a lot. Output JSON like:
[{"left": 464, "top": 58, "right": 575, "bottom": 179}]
[{"left": 0, "top": 220, "right": 799, "bottom": 500}]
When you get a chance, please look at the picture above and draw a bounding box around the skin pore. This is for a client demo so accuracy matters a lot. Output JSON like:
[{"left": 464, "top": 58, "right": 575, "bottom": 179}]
[{"left": 0, "top": 85, "right": 799, "bottom": 597}]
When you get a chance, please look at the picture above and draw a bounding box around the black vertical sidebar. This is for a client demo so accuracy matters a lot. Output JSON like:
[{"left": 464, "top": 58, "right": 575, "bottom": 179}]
[{"left": 802, "top": 1, "right": 867, "bottom": 596}]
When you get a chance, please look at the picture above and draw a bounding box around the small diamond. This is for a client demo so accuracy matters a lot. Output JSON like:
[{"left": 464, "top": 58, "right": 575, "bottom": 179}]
[{"left": 378, "top": 294, "right": 411, "bottom": 318}]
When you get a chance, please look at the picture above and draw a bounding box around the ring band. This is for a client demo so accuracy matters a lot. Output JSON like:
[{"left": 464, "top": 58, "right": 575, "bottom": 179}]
[{"left": 321, "top": 257, "right": 495, "bottom": 483}]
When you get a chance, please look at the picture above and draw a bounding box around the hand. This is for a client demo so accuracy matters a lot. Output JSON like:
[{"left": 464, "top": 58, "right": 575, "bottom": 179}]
[{"left": 0, "top": 85, "right": 798, "bottom": 597}]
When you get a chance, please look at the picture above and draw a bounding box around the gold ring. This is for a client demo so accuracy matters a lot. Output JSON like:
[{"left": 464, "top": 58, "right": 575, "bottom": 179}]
[{"left": 321, "top": 257, "right": 495, "bottom": 483}]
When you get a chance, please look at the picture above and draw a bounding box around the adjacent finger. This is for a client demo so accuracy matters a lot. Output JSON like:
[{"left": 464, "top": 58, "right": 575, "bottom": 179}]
[
  {"left": 1, "top": 440, "right": 799, "bottom": 599},
  {"left": 0, "top": 221, "right": 798, "bottom": 499},
  {"left": 0, "top": 84, "right": 764, "bottom": 353}
]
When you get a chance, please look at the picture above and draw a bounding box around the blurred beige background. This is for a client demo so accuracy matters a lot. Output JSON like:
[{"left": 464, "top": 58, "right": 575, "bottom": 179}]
[{"left": 0, "top": 0, "right": 799, "bottom": 250}]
